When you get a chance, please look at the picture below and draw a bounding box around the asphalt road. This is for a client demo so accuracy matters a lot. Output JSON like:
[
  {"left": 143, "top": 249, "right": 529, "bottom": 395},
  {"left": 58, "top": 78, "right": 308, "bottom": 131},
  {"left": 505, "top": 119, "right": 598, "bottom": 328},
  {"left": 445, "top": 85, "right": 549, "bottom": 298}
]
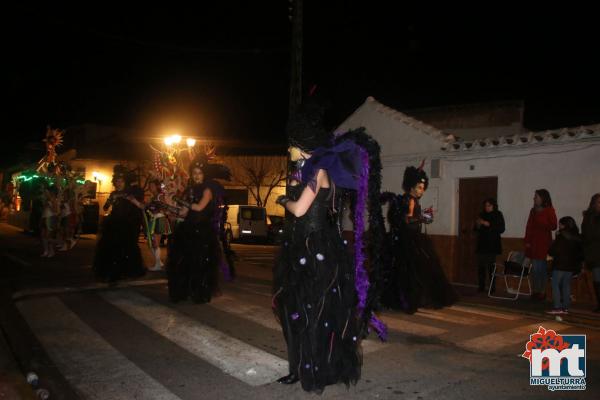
[{"left": 1, "top": 223, "right": 598, "bottom": 399}]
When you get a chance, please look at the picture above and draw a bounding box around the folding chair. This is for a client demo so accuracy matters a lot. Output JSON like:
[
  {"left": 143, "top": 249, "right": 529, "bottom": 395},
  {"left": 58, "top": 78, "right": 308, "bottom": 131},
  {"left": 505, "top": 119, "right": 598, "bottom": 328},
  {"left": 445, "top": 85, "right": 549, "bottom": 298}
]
[{"left": 488, "top": 251, "right": 532, "bottom": 300}]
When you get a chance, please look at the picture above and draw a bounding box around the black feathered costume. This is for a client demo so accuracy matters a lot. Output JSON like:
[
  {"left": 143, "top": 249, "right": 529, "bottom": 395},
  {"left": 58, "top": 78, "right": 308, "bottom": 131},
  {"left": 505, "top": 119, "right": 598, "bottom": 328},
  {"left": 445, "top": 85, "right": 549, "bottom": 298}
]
[
  {"left": 93, "top": 165, "right": 146, "bottom": 282},
  {"left": 273, "top": 100, "right": 386, "bottom": 393},
  {"left": 167, "top": 154, "right": 231, "bottom": 303},
  {"left": 380, "top": 166, "right": 459, "bottom": 313}
]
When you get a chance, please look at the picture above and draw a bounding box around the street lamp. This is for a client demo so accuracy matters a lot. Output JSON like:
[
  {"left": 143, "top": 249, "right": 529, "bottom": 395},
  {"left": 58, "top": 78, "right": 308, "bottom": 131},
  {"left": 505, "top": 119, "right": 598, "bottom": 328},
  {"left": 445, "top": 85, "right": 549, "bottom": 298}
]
[
  {"left": 186, "top": 138, "right": 196, "bottom": 147},
  {"left": 92, "top": 171, "right": 103, "bottom": 192}
]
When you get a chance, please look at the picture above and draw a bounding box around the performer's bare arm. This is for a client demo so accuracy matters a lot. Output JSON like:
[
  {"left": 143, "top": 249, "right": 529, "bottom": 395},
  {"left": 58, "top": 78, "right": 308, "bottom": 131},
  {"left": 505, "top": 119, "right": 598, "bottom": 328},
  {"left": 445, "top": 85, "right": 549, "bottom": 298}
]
[
  {"left": 283, "top": 169, "right": 330, "bottom": 218},
  {"left": 405, "top": 197, "right": 417, "bottom": 224}
]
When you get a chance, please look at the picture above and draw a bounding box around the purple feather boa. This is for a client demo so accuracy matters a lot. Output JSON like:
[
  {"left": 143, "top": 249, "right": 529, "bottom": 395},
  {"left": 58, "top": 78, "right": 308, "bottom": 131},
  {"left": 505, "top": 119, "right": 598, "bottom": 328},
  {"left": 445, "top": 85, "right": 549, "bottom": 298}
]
[
  {"left": 354, "top": 148, "right": 370, "bottom": 313},
  {"left": 354, "top": 147, "right": 387, "bottom": 341},
  {"left": 369, "top": 313, "right": 388, "bottom": 341}
]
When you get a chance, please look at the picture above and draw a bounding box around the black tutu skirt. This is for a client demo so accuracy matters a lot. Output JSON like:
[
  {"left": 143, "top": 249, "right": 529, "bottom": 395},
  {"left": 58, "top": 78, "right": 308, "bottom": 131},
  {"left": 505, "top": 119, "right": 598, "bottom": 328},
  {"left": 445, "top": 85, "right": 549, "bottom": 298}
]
[
  {"left": 273, "top": 224, "right": 362, "bottom": 393},
  {"left": 93, "top": 214, "right": 145, "bottom": 282},
  {"left": 167, "top": 219, "right": 219, "bottom": 303},
  {"left": 381, "top": 229, "right": 459, "bottom": 313}
]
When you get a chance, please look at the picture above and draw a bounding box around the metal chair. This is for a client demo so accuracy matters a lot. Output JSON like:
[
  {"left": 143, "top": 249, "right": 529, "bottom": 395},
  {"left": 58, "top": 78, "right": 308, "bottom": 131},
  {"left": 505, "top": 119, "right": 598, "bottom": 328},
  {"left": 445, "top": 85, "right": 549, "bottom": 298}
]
[{"left": 488, "top": 251, "right": 532, "bottom": 300}]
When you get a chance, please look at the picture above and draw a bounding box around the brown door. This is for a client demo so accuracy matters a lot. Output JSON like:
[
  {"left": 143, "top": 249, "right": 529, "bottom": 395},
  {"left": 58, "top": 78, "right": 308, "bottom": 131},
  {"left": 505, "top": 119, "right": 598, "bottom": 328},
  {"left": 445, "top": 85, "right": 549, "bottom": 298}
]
[{"left": 457, "top": 177, "right": 498, "bottom": 285}]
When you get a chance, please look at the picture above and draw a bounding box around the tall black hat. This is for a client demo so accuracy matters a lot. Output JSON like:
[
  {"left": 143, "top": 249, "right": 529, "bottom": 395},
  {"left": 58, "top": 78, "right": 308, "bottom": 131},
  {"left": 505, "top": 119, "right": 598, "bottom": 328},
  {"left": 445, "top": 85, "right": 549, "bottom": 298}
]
[{"left": 286, "top": 87, "right": 332, "bottom": 152}]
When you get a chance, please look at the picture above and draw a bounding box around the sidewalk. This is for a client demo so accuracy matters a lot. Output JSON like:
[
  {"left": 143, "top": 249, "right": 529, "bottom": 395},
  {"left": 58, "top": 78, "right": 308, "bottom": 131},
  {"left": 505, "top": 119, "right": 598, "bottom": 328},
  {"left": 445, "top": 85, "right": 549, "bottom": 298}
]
[{"left": 454, "top": 284, "right": 600, "bottom": 329}]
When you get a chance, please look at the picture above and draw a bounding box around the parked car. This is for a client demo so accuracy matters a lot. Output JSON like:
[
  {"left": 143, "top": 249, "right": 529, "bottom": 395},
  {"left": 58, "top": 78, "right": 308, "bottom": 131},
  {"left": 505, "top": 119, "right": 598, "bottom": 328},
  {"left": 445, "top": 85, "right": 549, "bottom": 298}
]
[{"left": 224, "top": 205, "right": 268, "bottom": 243}]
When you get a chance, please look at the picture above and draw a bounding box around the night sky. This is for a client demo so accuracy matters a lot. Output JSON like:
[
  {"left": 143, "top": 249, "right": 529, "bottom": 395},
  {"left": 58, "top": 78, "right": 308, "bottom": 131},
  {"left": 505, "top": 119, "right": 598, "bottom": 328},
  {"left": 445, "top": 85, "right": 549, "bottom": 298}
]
[{"left": 4, "top": 2, "right": 599, "bottom": 167}]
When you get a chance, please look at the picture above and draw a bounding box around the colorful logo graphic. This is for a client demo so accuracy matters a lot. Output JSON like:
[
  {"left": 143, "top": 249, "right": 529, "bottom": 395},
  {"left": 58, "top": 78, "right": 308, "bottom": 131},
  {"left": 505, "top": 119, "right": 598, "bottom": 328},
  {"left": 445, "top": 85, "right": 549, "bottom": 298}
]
[{"left": 522, "top": 326, "right": 586, "bottom": 391}]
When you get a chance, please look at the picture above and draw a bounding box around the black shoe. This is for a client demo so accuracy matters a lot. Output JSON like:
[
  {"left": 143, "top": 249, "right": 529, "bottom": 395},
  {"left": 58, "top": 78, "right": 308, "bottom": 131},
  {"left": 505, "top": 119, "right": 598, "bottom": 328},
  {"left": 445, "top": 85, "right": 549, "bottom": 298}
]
[{"left": 277, "top": 373, "right": 299, "bottom": 384}]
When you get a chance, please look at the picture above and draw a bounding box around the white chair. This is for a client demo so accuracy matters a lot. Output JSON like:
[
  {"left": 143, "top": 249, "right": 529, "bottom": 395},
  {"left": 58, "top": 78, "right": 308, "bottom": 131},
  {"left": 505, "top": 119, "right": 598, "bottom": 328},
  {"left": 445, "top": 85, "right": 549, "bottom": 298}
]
[{"left": 488, "top": 251, "right": 532, "bottom": 300}]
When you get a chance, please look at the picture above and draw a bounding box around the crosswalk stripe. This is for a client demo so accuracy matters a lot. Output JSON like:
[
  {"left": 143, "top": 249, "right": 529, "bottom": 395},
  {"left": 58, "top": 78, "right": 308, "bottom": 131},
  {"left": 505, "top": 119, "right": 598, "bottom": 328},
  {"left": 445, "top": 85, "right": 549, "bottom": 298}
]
[
  {"left": 457, "top": 322, "right": 568, "bottom": 353},
  {"left": 101, "top": 290, "right": 288, "bottom": 386},
  {"left": 380, "top": 313, "right": 448, "bottom": 337},
  {"left": 414, "top": 309, "right": 485, "bottom": 326},
  {"left": 233, "top": 284, "right": 450, "bottom": 338},
  {"left": 210, "top": 295, "right": 387, "bottom": 354},
  {"left": 17, "top": 297, "right": 182, "bottom": 400},
  {"left": 448, "top": 305, "right": 521, "bottom": 321}
]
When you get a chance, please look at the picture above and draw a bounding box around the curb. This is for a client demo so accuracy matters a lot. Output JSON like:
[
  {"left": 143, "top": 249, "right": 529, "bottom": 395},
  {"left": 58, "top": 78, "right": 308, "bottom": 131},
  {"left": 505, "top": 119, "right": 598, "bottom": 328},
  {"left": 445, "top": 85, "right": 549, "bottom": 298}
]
[{"left": 459, "top": 300, "right": 600, "bottom": 331}]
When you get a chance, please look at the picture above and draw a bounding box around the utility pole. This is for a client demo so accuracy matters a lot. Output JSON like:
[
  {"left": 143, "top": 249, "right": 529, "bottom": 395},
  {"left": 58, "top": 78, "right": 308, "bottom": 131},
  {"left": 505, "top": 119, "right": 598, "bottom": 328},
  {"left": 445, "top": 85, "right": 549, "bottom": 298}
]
[{"left": 288, "top": 0, "right": 303, "bottom": 117}]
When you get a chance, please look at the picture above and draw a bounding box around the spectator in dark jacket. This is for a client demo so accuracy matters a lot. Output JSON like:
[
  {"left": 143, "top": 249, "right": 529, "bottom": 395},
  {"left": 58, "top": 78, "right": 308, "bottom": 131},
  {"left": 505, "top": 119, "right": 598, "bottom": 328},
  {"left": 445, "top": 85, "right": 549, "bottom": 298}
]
[
  {"left": 475, "top": 198, "right": 505, "bottom": 293},
  {"left": 546, "top": 217, "right": 583, "bottom": 314},
  {"left": 524, "top": 189, "right": 558, "bottom": 300},
  {"left": 582, "top": 193, "right": 600, "bottom": 312}
]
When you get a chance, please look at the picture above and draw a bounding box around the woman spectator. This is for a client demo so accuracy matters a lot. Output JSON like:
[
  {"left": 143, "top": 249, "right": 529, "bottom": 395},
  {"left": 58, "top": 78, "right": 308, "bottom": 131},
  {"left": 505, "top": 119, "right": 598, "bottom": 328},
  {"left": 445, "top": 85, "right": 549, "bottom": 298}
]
[
  {"left": 546, "top": 217, "right": 583, "bottom": 315},
  {"left": 475, "top": 198, "right": 505, "bottom": 293},
  {"left": 582, "top": 193, "right": 600, "bottom": 312},
  {"left": 524, "top": 189, "right": 557, "bottom": 300}
]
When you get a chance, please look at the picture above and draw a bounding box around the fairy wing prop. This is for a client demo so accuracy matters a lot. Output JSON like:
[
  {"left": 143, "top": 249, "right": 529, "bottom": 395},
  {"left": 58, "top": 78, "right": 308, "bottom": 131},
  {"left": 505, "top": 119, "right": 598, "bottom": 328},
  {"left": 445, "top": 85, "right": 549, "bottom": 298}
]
[{"left": 300, "top": 139, "right": 362, "bottom": 191}]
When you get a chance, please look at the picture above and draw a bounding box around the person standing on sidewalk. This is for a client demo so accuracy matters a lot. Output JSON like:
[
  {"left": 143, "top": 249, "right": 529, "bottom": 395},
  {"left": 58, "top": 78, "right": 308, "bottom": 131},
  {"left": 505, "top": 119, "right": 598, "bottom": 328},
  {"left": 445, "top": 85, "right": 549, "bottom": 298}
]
[
  {"left": 474, "top": 198, "right": 505, "bottom": 293},
  {"left": 582, "top": 193, "right": 600, "bottom": 312},
  {"left": 546, "top": 216, "right": 583, "bottom": 315},
  {"left": 524, "top": 189, "right": 558, "bottom": 301}
]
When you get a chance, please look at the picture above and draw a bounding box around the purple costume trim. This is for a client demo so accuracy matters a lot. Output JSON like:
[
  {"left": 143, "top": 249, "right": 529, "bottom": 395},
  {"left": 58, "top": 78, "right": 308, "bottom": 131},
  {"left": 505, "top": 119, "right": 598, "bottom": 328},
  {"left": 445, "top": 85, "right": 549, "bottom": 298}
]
[{"left": 354, "top": 147, "right": 370, "bottom": 313}]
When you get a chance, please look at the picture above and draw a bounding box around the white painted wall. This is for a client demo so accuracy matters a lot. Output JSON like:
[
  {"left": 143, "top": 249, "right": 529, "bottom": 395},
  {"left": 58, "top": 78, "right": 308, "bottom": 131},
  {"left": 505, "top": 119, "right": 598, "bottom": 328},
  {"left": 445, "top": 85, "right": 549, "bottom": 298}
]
[
  {"left": 381, "top": 142, "right": 600, "bottom": 238},
  {"left": 337, "top": 97, "right": 600, "bottom": 239}
]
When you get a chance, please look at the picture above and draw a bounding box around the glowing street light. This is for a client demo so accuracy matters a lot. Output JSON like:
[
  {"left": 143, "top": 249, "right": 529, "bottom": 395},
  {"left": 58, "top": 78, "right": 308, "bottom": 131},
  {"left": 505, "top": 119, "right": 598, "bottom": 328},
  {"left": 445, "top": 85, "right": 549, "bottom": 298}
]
[
  {"left": 172, "top": 134, "right": 182, "bottom": 144},
  {"left": 186, "top": 138, "right": 196, "bottom": 147},
  {"left": 164, "top": 137, "right": 174, "bottom": 146}
]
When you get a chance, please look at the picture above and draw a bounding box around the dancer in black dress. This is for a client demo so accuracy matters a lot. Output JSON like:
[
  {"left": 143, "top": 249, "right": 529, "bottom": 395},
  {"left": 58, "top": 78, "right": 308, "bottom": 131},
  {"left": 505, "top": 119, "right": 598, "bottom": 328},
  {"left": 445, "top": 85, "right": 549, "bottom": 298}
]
[
  {"left": 93, "top": 165, "right": 146, "bottom": 283},
  {"left": 167, "top": 153, "right": 231, "bottom": 303},
  {"left": 273, "top": 102, "right": 386, "bottom": 393},
  {"left": 381, "top": 165, "right": 459, "bottom": 313}
]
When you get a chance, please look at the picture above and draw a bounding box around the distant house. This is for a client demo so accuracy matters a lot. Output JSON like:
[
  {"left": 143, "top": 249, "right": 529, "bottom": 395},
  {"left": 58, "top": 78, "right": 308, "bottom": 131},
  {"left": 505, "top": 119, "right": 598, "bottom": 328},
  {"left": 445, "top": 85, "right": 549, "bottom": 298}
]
[
  {"left": 6, "top": 124, "right": 288, "bottom": 229},
  {"left": 337, "top": 97, "right": 600, "bottom": 299}
]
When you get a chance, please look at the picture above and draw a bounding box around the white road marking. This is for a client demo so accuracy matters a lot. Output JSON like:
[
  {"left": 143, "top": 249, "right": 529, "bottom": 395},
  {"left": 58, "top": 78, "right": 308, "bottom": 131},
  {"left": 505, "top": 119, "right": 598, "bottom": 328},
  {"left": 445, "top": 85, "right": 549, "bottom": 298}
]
[
  {"left": 414, "top": 309, "right": 485, "bottom": 326},
  {"left": 17, "top": 297, "right": 181, "bottom": 400},
  {"left": 4, "top": 253, "right": 32, "bottom": 267},
  {"left": 12, "top": 279, "right": 168, "bottom": 301},
  {"left": 458, "top": 322, "right": 568, "bottom": 353},
  {"left": 102, "top": 290, "right": 288, "bottom": 386},
  {"left": 210, "top": 295, "right": 387, "bottom": 354},
  {"left": 448, "top": 305, "right": 521, "bottom": 321},
  {"left": 379, "top": 313, "right": 448, "bottom": 337}
]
